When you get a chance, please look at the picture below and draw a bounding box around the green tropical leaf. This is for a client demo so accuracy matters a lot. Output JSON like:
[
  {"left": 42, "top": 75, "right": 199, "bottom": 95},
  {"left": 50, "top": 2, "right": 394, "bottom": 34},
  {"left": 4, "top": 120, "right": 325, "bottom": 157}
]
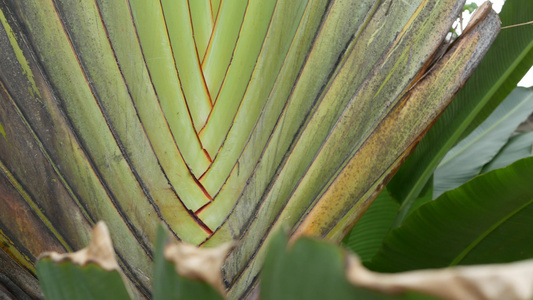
[
  {"left": 35, "top": 223, "right": 133, "bottom": 300},
  {"left": 36, "top": 221, "right": 533, "bottom": 300},
  {"left": 368, "top": 156, "right": 533, "bottom": 273},
  {"left": 434, "top": 87, "right": 533, "bottom": 198},
  {"left": 342, "top": 181, "right": 435, "bottom": 263},
  {"left": 342, "top": 189, "right": 399, "bottom": 263},
  {"left": 153, "top": 226, "right": 223, "bottom": 300},
  {"left": 262, "top": 232, "right": 436, "bottom": 300},
  {"left": 37, "top": 261, "right": 130, "bottom": 300},
  {"left": 388, "top": 0, "right": 533, "bottom": 225},
  {"left": 482, "top": 130, "right": 533, "bottom": 172},
  {"left": 404, "top": 179, "right": 435, "bottom": 220}
]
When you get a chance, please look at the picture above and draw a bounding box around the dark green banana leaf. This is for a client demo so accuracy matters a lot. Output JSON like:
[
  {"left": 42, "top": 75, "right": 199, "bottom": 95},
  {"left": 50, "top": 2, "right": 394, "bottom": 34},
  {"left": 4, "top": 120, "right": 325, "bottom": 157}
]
[
  {"left": 261, "top": 232, "right": 437, "bottom": 300},
  {"left": 368, "top": 156, "right": 533, "bottom": 272}
]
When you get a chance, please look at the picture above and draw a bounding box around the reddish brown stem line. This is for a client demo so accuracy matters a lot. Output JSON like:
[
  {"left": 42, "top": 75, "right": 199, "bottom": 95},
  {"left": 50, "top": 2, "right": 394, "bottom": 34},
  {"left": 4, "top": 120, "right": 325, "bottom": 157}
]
[{"left": 501, "top": 20, "right": 533, "bottom": 29}]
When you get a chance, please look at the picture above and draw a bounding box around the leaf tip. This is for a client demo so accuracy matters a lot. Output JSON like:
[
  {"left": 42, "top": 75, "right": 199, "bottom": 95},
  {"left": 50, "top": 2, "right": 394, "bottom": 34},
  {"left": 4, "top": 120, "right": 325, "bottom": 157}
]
[
  {"left": 38, "top": 221, "right": 119, "bottom": 271},
  {"left": 164, "top": 241, "right": 235, "bottom": 295}
]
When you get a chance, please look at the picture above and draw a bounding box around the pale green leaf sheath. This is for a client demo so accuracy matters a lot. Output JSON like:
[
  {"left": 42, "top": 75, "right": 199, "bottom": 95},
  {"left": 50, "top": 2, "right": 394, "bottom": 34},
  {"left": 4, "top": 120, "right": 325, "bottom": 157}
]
[
  {"left": 189, "top": 0, "right": 214, "bottom": 63},
  {"left": 129, "top": 0, "right": 212, "bottom": 182},
  {"left": 199, "top": 0, "right": 278, "bottom": 158},
  {"left": 434, "top": 87, "right": 533, "bottom": 198},
  {"left": 96, "top": 0, "right": 210, "bottom": 242},
  {"left": 0, "top": 0, "right": 501, "bottom": 298}
]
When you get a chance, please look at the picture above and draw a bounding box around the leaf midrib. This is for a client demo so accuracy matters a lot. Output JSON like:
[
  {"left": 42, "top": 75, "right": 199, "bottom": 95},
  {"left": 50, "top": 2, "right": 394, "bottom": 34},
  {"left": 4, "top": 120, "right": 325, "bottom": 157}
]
[{"left": 450, "top": 196, "right": 533, "bottom": 266}]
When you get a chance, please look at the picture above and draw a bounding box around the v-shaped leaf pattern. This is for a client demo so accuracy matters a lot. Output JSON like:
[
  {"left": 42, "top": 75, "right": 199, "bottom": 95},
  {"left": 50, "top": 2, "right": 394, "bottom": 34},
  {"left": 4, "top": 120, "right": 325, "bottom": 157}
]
[
  {"left": 129, "top": 0, "right": 284, "bottom": 225},
  {"left": 129, "top": 0, "right": 303, "bottom": 230},
  {"left": 0, "top": 0, "right": 499, "bottom": 298}
]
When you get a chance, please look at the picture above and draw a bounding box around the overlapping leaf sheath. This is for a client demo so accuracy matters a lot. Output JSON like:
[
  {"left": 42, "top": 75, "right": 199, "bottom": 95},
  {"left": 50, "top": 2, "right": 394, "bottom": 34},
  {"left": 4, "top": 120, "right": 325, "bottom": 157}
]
[
  {"left": 218, "top": 2, "right": 499, "bottom": 298},
  {"left": 0, "top": 0, "right": 498, "bottom": 298}
]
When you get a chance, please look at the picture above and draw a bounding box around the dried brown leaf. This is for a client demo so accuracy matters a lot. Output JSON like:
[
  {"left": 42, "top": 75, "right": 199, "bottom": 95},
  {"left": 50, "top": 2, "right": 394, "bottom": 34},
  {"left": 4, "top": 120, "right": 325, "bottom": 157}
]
[
  {"left": 164, "top": 241, "right": 234, "bottom": 295},
  {"left": 38, "top": 221, "right": 119, "bottom": 271},
  {"left": 346, "top": 254, "right": 533, "bottom": 300}
]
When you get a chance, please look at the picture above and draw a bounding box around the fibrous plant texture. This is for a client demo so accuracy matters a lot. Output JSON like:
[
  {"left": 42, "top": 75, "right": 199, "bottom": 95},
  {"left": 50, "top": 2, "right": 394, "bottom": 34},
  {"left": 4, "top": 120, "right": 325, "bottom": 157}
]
[{"left": 0, "top": 0, "right": 499, "bottom": 298}]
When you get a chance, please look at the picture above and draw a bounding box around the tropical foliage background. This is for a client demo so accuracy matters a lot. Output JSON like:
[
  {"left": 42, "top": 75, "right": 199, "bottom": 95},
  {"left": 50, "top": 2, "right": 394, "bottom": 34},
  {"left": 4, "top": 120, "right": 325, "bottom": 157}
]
[{"left": 0, "top": 0, "right": 532, "bottom": 299}]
